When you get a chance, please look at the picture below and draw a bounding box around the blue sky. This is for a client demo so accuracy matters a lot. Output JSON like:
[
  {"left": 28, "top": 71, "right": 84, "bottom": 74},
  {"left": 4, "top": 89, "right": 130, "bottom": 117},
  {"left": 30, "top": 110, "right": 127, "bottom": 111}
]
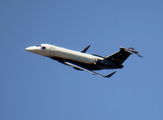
[{"left": 1, "top": 0, "right": 163, "bottom": 120}]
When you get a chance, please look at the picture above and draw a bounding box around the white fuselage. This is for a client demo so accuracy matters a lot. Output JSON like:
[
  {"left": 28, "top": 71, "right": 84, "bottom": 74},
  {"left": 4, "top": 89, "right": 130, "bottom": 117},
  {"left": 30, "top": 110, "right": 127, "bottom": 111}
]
[{"left": 26, "top": 44, "right": 104, "bottom": 64}]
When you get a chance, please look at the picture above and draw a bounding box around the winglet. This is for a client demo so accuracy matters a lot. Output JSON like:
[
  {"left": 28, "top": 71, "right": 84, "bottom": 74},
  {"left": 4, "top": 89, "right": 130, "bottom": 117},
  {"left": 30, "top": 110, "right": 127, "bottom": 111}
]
[
  {"left": 81, "top": 45, "right": 91, "bottom": 53},
  {"left": 104, "top": 71, "right": 116, "bottom": 78}
]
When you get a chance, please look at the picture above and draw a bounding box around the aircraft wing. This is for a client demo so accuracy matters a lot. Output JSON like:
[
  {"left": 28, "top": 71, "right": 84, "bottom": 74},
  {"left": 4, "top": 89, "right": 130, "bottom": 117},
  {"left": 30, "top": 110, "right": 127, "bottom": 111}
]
[
  {"left": 81, "top": 45, "right": 91, "bottom": 53},
  {"left": 63, "top": 61, "right": 116, "bottom": 78}
]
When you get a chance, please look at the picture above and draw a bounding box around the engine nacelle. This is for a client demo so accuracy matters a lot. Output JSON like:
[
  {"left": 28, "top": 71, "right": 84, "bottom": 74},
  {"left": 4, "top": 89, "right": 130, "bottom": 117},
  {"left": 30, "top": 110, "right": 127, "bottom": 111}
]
[
  {"left": 94, "top": 59, "right": 123, "bottom": 69},
  {"left": 94, "top": 59, "right": 111, "bottom": 68}
]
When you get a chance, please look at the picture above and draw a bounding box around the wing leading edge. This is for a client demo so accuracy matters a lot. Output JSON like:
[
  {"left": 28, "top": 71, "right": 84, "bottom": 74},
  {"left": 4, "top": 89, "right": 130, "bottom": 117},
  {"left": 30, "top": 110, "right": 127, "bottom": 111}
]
[
  {"left": 81, "top": 45, "right": 91, "bottom": 53},
  {"left": 64, "top": 61, "right": 116, "bottom": 78}
]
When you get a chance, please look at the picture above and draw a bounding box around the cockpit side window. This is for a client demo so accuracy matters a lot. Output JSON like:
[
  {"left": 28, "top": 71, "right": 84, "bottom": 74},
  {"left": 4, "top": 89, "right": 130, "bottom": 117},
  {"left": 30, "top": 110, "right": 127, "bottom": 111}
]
[
  {"left": 36, "top": 44, "right": 41, "bottom": 47},
  {"left": 41, "top": 46, "right": 46, "bottom": 50}
]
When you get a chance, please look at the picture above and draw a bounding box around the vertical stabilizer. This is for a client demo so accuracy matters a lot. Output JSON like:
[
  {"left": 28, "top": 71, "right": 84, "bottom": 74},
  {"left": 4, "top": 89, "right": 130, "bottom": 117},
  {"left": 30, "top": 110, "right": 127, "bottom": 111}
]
[{"left": 105, "top": 47, "right": 142, "bottom": 64}]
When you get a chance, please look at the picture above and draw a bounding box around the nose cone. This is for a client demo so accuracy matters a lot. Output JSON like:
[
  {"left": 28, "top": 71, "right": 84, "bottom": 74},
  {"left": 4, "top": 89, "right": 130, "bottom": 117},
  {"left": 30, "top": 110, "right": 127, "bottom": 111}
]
[
  {"left": 25, "top": 46, "right": 38, "bottom": 54},
  {"left": 26, "top": 47, "right": 32, "bottom": 51}
]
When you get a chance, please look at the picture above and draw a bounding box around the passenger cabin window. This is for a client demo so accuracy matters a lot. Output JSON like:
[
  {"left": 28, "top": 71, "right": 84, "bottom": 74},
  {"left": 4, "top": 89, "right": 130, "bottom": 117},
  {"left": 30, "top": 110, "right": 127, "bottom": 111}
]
[{"left": 41, "top": 46, "right": 46, "bottom": 50}]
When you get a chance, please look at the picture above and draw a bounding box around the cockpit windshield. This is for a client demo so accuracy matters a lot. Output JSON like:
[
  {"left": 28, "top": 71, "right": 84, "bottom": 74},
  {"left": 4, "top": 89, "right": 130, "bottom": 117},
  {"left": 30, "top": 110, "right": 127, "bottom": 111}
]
[
  {"left": 36, "top": 44, "right": 46, "bottom": 50},
  {"left": 36, "top": 44, "right": 41, "bottom": 47}
]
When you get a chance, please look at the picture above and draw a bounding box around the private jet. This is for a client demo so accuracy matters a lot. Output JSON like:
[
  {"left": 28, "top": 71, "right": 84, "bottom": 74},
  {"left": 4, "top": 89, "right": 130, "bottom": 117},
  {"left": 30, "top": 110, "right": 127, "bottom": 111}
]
[{"left": 26, "top": 44, "right": 142, "bottom": 78}]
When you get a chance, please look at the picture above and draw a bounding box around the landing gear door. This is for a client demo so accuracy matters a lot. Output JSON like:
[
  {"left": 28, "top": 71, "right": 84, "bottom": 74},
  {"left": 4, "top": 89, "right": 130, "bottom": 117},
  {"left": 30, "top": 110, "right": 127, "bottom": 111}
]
[{"left": 49, "top": 47, "right": 55, "bottom": 56}]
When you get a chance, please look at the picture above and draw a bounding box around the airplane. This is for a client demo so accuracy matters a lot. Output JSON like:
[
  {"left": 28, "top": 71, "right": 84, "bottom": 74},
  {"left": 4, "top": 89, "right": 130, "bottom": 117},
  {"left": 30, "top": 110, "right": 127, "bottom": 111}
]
[{"left": 26, "top": 44, "right": 142, "bottom": 78}]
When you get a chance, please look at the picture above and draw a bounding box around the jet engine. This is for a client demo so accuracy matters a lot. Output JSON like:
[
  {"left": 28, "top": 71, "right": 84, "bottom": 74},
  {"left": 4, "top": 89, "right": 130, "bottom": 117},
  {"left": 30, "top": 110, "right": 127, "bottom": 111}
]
[
  {"left": 94, "top": 59, "right": 123, "bottom": 69},
  {"left": 94, "top": 59, "right": 112, "bottom": 69}
]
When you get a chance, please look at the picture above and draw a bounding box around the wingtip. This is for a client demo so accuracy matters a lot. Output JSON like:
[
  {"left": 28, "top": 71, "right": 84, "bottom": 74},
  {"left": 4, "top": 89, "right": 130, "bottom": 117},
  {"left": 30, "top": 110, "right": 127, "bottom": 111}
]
[
  {"left": 81, "top": 45, "right": 91, "bottom": 53},
  {"left": 104, "top": 71, "right": 116, "bottom": 78}
]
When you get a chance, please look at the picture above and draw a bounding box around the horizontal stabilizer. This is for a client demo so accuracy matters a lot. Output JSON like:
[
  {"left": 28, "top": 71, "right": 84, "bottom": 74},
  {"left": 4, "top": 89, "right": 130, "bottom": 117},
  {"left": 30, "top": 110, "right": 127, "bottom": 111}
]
[{"left": 121, "top": 47, "right": 143, "bottom": 57}]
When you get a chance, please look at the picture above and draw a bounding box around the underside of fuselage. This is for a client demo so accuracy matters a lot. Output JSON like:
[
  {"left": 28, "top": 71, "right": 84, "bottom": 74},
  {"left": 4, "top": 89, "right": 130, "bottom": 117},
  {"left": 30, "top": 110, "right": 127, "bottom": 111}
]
[
  {"left": 49, "top": 57, "right": 121, "bottom": 70},
  {"left": 49, "top": 57, "right": 101, "bottom": 70}
]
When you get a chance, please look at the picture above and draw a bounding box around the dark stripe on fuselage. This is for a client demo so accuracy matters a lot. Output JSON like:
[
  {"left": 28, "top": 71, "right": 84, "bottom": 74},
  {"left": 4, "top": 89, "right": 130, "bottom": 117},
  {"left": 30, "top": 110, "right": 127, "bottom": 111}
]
[
  {"left": 49, "top": 57, "right": 101, "bottom": 70},
  {"left": 49, "top": 56, "right": 123, "bottom": 71}
]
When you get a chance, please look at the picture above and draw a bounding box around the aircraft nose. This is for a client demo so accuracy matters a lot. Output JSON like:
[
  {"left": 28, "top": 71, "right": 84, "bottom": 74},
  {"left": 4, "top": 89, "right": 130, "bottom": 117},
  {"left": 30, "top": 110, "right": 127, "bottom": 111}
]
[
  {"left": 25, "top": 46, "right": 37, "bottom": 53},
  {"left": 26, "top": 47, "right": 33, "bottom": 52}
]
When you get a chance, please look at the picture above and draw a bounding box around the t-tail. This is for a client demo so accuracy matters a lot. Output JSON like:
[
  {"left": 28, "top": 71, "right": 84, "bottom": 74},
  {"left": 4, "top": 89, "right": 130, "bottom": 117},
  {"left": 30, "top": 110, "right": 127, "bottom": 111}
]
[{"left": 105, "top": 47, "right": 143, "bottom": 65}]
